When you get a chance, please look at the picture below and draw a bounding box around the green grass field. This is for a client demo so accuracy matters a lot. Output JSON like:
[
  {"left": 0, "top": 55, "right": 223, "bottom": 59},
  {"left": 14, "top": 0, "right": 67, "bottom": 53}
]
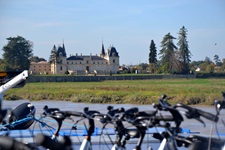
[{"left": 4, "top": 78, "right": 225, "bottom": 105}]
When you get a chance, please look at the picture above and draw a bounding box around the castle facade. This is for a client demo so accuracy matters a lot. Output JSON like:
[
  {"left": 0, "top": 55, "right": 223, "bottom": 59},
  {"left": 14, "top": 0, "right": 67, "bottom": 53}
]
[{"left": 29, "top": 43, "right": 120, "bottom": 75}]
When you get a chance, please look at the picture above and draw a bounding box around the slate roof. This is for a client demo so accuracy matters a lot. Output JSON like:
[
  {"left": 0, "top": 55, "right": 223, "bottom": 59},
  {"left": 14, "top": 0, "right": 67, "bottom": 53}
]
[
  {"left": 108, "top": 46, "right": 119, "bottom": 57},
  {"left": 67, "top": 55, "right": 106, "bottom": 61},
  {"left": 56, "top": 46, "right": 67, "bottom": 57}
]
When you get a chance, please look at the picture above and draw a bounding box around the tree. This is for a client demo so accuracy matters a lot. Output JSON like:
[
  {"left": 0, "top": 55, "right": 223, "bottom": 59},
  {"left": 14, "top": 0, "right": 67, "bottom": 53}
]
[
  {"left": 2, "top": 36, "right": 33, "bottom": 70},
  {"left": 30, "top": 56, "right": 46, "bottom": 62},
  {"left": 204, "top": 57, "right": 212, "bottom": 64},
  {"left": 177, "top": 26, "right": 191, "bottom": 74},
  {"left": 221, "top": 59, "right": 225, "bottom": 71},
  {"left": 138, "top": 63, "right": 149, "bottom": 70},
  {"left": 159, "top": 33, "right": 177, "bottom": 73},
  {"left": 149, "top": 40, "right": 157, "bottom": 73},
  {"left": 214, "top": 54, "right": 222, "bottom": 66},
  {"left": 49, "top": 45, "right": 57, "bottom": 74},
  {"left": 0, "top": 58, "right": 6, "bottom": 70},
  {"left": 49, "top": 45, "right": 57, "bottom": 63},
  {"left": 206, "top": 63, "right": 214, "bottom": 73},
  {"left": 199, "top": 57, "right": 213, "bottom": 71}
]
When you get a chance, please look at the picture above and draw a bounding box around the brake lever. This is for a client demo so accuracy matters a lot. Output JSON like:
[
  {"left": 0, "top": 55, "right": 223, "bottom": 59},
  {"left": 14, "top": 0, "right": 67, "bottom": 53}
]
[
  {"left": 184, "top": 109, "right": 206, "bottom": 127},
  {"left": 195, "top": 118, "right": 205, "bottom": 127}
]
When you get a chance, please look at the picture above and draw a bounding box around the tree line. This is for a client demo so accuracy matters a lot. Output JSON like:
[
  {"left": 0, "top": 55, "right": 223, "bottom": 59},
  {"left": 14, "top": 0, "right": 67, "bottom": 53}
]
[
  {"left": 148, "top": 26, "right": 191, "bottom": 74},
  {"left": 0, "top": 31, "right": 224, "bottom": 74},
  {"left": 147, "top": 26, "right": 225, "bottom": 74}
]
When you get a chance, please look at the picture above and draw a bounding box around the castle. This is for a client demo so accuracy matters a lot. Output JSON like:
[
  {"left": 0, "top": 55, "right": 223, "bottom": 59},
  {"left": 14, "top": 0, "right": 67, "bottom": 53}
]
[{"left": 29, "top": 43, "right": 120, "bottom": 75}]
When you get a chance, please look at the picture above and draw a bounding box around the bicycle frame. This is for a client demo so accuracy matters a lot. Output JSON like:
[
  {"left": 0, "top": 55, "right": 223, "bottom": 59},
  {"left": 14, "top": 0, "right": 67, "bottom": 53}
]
[{"left": 0, "top": 70, "right": 28, "bottom": 105}]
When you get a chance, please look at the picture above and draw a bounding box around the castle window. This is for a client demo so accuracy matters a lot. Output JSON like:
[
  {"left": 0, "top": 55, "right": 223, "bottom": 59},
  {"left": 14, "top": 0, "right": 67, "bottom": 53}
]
[
  {"left": 80, "top": 62, "right": 82, "bottom": 64},
  {"left": 87, "top": 61, "right": 88, "bottom": 64},
  {"left": 106, "top": 62, "right": 108, "bottom": 64},
  {"left": 67, "top": 62, "right": 69, "bottom": 64},
  {"left": 72, "top": 62, "right": 73, "bottom": 64},
  {"left": 93, "top": 62, "right": 95, "bottom": 64},
  {"left": 60, "top": 66, "right": 62, "bottom": 70},
  {"left": 113, "top": 59, "right": 115, "bottom": 63}
]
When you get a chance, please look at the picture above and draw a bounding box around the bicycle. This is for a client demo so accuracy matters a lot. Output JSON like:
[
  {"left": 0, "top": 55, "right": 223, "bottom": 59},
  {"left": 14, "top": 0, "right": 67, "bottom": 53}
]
[
  {"left": 35, "top": 105, "right": 103, "bottom": 150},
  {"left": 152, "top": 94, "right": 225, "bottom": 150}
]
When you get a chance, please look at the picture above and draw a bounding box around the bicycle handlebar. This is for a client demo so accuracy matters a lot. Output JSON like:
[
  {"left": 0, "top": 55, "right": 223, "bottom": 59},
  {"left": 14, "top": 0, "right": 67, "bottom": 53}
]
[
  {"left": 61, "top": 110, "right": 84, "bottom": 117},
  {"left": 83, "top": 107, "right": 101, "bottom": 119},
  {"left": 124, "top": 107, "right": 139, "bottom": 117},
  {"left": 175, "top": 103, "right": 219, "bottom": 122},
  {"left": 42, "top": 105, "right": 102, "bottom": 119},
  {"left": 43, "top": 105, "right": 60, "bottom": 116},
  {"left": 107, "top": 106, "right": 125, "bottom": 116}
]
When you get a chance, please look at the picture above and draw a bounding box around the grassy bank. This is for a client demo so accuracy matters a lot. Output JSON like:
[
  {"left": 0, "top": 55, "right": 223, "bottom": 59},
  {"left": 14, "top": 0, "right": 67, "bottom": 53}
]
[{"left": 4, "top": 78, "right": 225, "bottom": 105}]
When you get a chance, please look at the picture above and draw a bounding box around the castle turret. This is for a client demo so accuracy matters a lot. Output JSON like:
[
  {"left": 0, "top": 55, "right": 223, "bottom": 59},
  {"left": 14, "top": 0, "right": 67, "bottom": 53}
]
[{"left": 100, "top": 43, "right": 105, "bottom": 58}]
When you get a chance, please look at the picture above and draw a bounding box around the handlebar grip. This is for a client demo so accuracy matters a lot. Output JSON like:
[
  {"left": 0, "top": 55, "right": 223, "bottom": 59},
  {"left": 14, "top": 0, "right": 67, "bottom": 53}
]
[
  {"left": 176, "top": 104, "right": 218, "bottom": 122},
  {"left": 35, "top": 134, "right": 65, "bottom": 150},
  {"left": 64, "top": 111, "right": 83, "bottom": 117},
  {"left": 108, "top": 107, "right": 125, "bottom": 116},
  {"left": 155, "top": 115, "right": 174, "bottom": 121},
  {"left": 43, "top": 105, "right": 60, "bottom": 114},
  {"left": 124, "top": 107, "right": 139, "bottom": 116},
  {"left": 197, "top": 109, "right": 219, "bottom": 122},
  {"left": 0, "top": 136, "right": 30, "bottom": 150}
]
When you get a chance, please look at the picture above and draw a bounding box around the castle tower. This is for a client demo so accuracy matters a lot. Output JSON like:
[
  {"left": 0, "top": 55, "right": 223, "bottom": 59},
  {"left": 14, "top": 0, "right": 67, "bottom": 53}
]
[
  {"left": 50, "top": 42, "right": 68, "bottom": 74},
  {"left": 107, "top": 46, "right": 119, "bottom": 73}
]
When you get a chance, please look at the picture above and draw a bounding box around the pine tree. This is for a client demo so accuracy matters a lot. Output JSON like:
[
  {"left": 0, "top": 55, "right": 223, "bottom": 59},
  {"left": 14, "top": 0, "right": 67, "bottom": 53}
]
[
  {"left": 214, "top": 54, "right": 222, "bottom": 66},
  {"left": 159, "top": 33, "right": 177, "bottom": 73},
  {"left": 177, "top": 26, "right": 191, "bottom": 74},
  {"left": 149, "top": 40, "right": 157, "bottom": 73},
  {"left": 49, "top": 45, "right": 57, "bottom": 63},
  {"left": 149, "top": 40, "right": 157, "bottom": 63}
]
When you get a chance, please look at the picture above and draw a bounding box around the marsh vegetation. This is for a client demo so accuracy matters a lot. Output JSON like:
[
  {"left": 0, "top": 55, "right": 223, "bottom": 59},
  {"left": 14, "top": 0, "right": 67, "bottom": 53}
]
[{"left": 4, "top": 78, "right": 225, "bottom": 105}]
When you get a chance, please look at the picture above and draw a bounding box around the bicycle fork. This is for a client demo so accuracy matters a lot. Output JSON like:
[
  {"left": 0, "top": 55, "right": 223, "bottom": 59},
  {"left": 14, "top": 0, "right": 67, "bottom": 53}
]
[{"left": 80, "top": 118, "right": 95, "bottom": 150}]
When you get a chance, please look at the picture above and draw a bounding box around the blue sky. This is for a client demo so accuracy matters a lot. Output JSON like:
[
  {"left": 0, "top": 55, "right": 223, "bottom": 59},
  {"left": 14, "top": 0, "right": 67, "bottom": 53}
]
[{"left": 0, "top": 0, "right": 225, "bottom": 65}]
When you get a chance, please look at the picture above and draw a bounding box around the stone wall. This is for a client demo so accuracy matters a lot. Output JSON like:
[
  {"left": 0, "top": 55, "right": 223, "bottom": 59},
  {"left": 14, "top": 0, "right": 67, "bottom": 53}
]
[{"left": 27, "top": 74, "right": 195, "bottom": 82}]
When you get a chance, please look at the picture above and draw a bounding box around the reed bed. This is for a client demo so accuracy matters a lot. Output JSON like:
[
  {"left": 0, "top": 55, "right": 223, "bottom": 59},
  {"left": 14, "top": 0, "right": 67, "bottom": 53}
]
[{"left": 4, "top": 78, "right": 225, "bottom": 105}]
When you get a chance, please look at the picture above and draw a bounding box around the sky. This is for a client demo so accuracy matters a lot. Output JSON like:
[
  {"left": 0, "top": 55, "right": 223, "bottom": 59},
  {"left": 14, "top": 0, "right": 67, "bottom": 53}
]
[{"left": 0, "top": 0, "right": 225, "bottom": 65}]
